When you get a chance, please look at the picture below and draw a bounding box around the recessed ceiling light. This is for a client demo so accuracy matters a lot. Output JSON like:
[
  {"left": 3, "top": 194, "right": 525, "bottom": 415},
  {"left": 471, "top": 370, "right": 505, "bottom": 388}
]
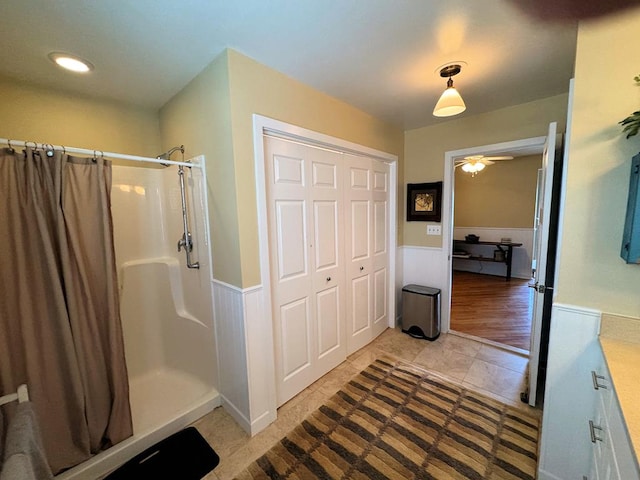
[{"left": 48, "top": 52, "right": 94, "bottom": 73}]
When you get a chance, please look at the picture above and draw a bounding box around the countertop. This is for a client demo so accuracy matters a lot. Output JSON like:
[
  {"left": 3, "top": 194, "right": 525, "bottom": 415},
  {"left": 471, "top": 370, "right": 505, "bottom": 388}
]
[{"left": 599, "top": 313, "right": 640, "bottom": 461}]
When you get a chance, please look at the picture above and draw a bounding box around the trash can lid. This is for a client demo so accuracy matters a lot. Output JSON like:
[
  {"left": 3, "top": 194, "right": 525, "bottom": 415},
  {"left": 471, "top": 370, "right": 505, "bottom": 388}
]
[{"left": 402, "top": 284, "right": 441, "bottom": 296}]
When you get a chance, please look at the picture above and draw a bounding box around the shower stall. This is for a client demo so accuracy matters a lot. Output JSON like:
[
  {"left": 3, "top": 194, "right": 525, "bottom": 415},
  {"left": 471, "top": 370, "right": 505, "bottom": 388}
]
[{"left": 57, "top": 155, "right": 219, "bottom": 479}]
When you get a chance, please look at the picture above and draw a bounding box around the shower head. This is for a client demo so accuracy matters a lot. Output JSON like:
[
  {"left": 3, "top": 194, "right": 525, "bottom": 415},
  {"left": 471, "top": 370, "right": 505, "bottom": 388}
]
[{"left": 157, "top": 145, "right": 184, "bottom": 165}]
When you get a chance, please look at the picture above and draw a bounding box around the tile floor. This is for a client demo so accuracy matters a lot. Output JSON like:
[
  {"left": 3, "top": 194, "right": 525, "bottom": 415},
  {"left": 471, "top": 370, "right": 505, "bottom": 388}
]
[{"left": 195, "top": 328, "right": 541, "bottom": 480}]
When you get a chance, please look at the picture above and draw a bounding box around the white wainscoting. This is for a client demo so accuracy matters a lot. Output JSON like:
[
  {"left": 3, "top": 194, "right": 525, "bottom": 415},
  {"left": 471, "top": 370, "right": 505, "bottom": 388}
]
[
  {"left": 395, "top": 247, "right": 404, "bottom": 326},
  {"left": 400, "top": 245, "right": 450, "bottom": 333},
  {"left": 212, "top": 280, "right": 276, "bottom": 435},
  {"left": 453, "top": 227, "right": 534, "bottom": 280}
]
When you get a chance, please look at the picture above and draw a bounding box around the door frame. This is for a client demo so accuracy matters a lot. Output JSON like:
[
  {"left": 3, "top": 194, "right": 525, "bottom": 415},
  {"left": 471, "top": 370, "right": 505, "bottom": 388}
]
[
  {"left": 442, "top": 136, "right": 548, "bottom": 336},
  {"left": 253, "top": 114, "right": 398, "bottom": 411}
]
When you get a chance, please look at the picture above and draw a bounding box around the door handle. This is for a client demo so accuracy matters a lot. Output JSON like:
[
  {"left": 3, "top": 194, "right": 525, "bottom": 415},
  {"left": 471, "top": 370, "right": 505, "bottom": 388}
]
[
  {"left": 326, "top": 276, "right": 331, "bottom": 282},
  {"left": 360, "top": 266, "right": 364, "bottom": 271},
  {"left": 528, "top": 282, "right": 553, "bottom": 294}
]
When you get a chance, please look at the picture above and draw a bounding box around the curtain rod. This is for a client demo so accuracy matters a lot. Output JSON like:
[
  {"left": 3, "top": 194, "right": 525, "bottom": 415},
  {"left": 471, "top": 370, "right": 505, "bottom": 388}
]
[{"left": 0, "top": 138, "right": 198, "bottom": 168}]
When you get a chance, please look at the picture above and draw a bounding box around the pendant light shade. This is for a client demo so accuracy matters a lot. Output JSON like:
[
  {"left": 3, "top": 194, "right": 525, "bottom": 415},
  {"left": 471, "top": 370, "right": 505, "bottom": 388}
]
[{"left": 433, "top": 64, "right": 466, "bottom": 118}]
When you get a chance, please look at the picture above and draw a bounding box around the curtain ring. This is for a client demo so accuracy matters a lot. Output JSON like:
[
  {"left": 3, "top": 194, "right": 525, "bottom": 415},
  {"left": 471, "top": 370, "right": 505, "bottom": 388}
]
[
  {"left": 61, "top": 145, "right": 66, "bottom": 155},
  {"left": 26, "top": 141, "right": 37, "bottom": 149},
  {"left": 45, "top": 143, "right": 55, "bottom": 157},
  {"left": 7, "top": 139, "right": 14, "bottom": 153}
]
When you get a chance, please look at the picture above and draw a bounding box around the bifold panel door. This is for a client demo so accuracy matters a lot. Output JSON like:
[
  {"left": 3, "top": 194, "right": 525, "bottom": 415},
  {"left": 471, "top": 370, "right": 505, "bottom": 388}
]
[
  {"left": 264, "top": 136, "right": 346, "bottom": 406},
  {"left": 344, "top": 155, "right": 390, "bottom": 354},
  {"left": 265, "top": 136, "right": 391, "bottom": 406},
  {"left": 371, "top": 159, "right": 390, "bottom": 339}
]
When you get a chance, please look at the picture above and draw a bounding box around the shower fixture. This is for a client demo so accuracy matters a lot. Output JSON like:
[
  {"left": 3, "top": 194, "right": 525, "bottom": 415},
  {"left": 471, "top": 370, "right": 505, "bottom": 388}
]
[{"left": 157, "top": 145, "right": 200, "bottom": 269}]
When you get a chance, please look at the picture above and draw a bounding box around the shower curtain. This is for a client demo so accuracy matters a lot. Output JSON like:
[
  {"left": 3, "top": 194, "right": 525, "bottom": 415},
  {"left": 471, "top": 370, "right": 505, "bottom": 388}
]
[{"left": 0, "top": 147, "right": 132, "bottom": 474}]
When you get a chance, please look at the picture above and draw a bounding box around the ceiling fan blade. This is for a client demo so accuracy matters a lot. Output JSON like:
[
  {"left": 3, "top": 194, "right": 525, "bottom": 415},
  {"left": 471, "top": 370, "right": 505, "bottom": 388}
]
[
  {"left": 482, "top": 159, "right": 495, "bottom": 165},
  {"left": 463, "top": 154, "right": 514, "bottom": 162}
]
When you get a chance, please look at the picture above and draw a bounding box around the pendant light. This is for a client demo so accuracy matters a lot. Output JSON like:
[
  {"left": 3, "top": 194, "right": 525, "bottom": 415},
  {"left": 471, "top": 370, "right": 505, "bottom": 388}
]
[{"left": 433, "top": 64, "right": 466, "bottom": 117}]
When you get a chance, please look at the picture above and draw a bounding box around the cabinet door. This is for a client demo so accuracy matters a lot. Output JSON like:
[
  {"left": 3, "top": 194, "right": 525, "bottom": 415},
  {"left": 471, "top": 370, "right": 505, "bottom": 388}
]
[
  {"left": 608, "top": 394, "right": 640, "bottom": 479},
  {"left": 538, "top": 305, "right": 601, "bottom": 479}
]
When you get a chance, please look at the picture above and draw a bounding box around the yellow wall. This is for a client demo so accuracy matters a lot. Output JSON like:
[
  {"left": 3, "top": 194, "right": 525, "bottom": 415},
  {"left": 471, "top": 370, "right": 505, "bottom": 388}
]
[
  {"left": 454, "top": 154, "right": 541, "bottom": 228},
  {"left": 159, "top": 53, "right": 244, "bottom": 286},
  {"left": 226, "top": 50, "right": 404, "bottom": 287},
  {"left": 555, "top": 9, "right": 640, "bottom": 316},
  {"left": 0, "top": 76, "right": 161, "bottom": 157},
  {"left": 404, "top": 94, "right": 569, "bottom": 247}
]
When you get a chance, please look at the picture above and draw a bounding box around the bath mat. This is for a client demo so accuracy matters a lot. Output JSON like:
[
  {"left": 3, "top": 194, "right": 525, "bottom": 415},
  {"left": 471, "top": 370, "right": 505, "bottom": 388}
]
[
  {"left": 235, "top": 358, "right": 539, "bottom": 479},
  {"left": 104, "top": 426, "right": 219, "bottom": 479}
]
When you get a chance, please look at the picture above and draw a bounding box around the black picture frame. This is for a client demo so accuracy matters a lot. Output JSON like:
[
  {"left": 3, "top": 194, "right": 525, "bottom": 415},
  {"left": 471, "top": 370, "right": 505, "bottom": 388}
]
[{"left": 407, "top": 182, "right": 442, "bottom": 222}]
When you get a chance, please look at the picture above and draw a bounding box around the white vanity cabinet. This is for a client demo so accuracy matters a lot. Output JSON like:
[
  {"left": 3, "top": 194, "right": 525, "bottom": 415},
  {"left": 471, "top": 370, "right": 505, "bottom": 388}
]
[
  {"left": 538, "top": 305, "right": 640, "bottom": 480},
  {"left": 586, "top": 346, "right": 639, "bottom": 480}
]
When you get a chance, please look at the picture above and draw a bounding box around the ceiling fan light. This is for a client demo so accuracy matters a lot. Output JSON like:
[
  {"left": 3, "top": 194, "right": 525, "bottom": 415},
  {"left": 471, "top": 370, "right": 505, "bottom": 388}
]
[
  {"left": 461, "top": 161, "right": 485, "bottom": 174},
  {"left": 433, "top": 85, "right": 466, "bottom": 117}
]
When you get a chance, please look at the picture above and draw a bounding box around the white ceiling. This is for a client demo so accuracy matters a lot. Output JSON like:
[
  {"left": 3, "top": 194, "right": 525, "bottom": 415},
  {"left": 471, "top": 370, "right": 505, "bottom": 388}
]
[{"left": 0, "top": 0, "right": 577, "bottom": 130}]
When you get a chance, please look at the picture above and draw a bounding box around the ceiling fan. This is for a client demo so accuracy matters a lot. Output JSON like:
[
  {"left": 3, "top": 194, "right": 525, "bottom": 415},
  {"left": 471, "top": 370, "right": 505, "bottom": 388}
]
[{"left": 455, "top": 154, "right": 514, "bottom": 175}]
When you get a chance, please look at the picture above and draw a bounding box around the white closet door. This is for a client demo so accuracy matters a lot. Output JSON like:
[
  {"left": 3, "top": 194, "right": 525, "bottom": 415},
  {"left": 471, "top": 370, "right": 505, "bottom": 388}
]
[
  {"left": 371, "top": 160, "right": 390, "bottom": 338},
  {"left": 264, "top": 136, "right": 346, "bottom": 406},
  {"left": 310, "top": 150, "right": 346, "bottom": 380},
  {"left": 344, "top": 155, "right": 374, "bottom": 354}
]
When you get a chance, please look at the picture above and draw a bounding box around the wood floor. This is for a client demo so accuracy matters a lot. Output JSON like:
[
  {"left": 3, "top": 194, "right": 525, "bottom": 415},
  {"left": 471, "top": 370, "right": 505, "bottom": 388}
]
[{"left": 450, "top": 270, "right": 533, "bottom": 351}]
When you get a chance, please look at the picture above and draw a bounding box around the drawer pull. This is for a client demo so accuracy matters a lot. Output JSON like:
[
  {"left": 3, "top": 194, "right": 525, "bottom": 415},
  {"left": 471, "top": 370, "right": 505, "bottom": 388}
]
[
  {"left": 591, "top": 370, "right": 607, "bottom": 390},
  {"left": 589, "top": 420, "right": 603, "bottom": 443}
]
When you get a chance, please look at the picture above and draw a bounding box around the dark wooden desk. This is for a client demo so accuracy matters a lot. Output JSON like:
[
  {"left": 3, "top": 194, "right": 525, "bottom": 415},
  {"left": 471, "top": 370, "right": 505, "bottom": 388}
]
[{"left": 452, "top": 240, "right": 523, "bottom": 281}]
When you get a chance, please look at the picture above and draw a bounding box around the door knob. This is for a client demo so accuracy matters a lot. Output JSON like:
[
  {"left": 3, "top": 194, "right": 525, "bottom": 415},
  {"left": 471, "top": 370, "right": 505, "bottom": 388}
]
[
  {"left": 326, "top": 276, "right": 331, "bottom": 282},
  {"left": 360, "top": 266, "right": 364, "bottom": 271}
]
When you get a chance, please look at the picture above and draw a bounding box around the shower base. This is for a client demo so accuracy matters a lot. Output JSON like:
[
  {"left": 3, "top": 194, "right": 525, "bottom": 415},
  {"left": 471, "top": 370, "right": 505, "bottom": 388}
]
[{"left": 55, "top": 368, "right": 220, "bottom": 480}]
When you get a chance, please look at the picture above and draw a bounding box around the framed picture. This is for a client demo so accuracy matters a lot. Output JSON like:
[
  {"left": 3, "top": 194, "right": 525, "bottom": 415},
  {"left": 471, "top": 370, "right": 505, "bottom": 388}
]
[{"left": 407, "top": 182, "right": 442, "bottom": 222}]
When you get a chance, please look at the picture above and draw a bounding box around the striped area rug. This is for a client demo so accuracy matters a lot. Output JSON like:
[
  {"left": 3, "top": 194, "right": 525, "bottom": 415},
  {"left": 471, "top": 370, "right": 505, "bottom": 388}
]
[{"left": 235, "top": 358, "right": 539, "bottom": 480}]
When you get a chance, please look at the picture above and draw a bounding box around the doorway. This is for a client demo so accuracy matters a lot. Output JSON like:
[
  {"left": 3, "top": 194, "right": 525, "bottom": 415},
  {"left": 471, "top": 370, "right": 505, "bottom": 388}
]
[
  {"left": 442, "top": 125, "right": 561, "bottom": 406},
  {"left": 441, "top": 136, "right": 548, "bottom": 349},
  {"left": 450, "top": 152, "right": 542, "bottom": 351}
]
